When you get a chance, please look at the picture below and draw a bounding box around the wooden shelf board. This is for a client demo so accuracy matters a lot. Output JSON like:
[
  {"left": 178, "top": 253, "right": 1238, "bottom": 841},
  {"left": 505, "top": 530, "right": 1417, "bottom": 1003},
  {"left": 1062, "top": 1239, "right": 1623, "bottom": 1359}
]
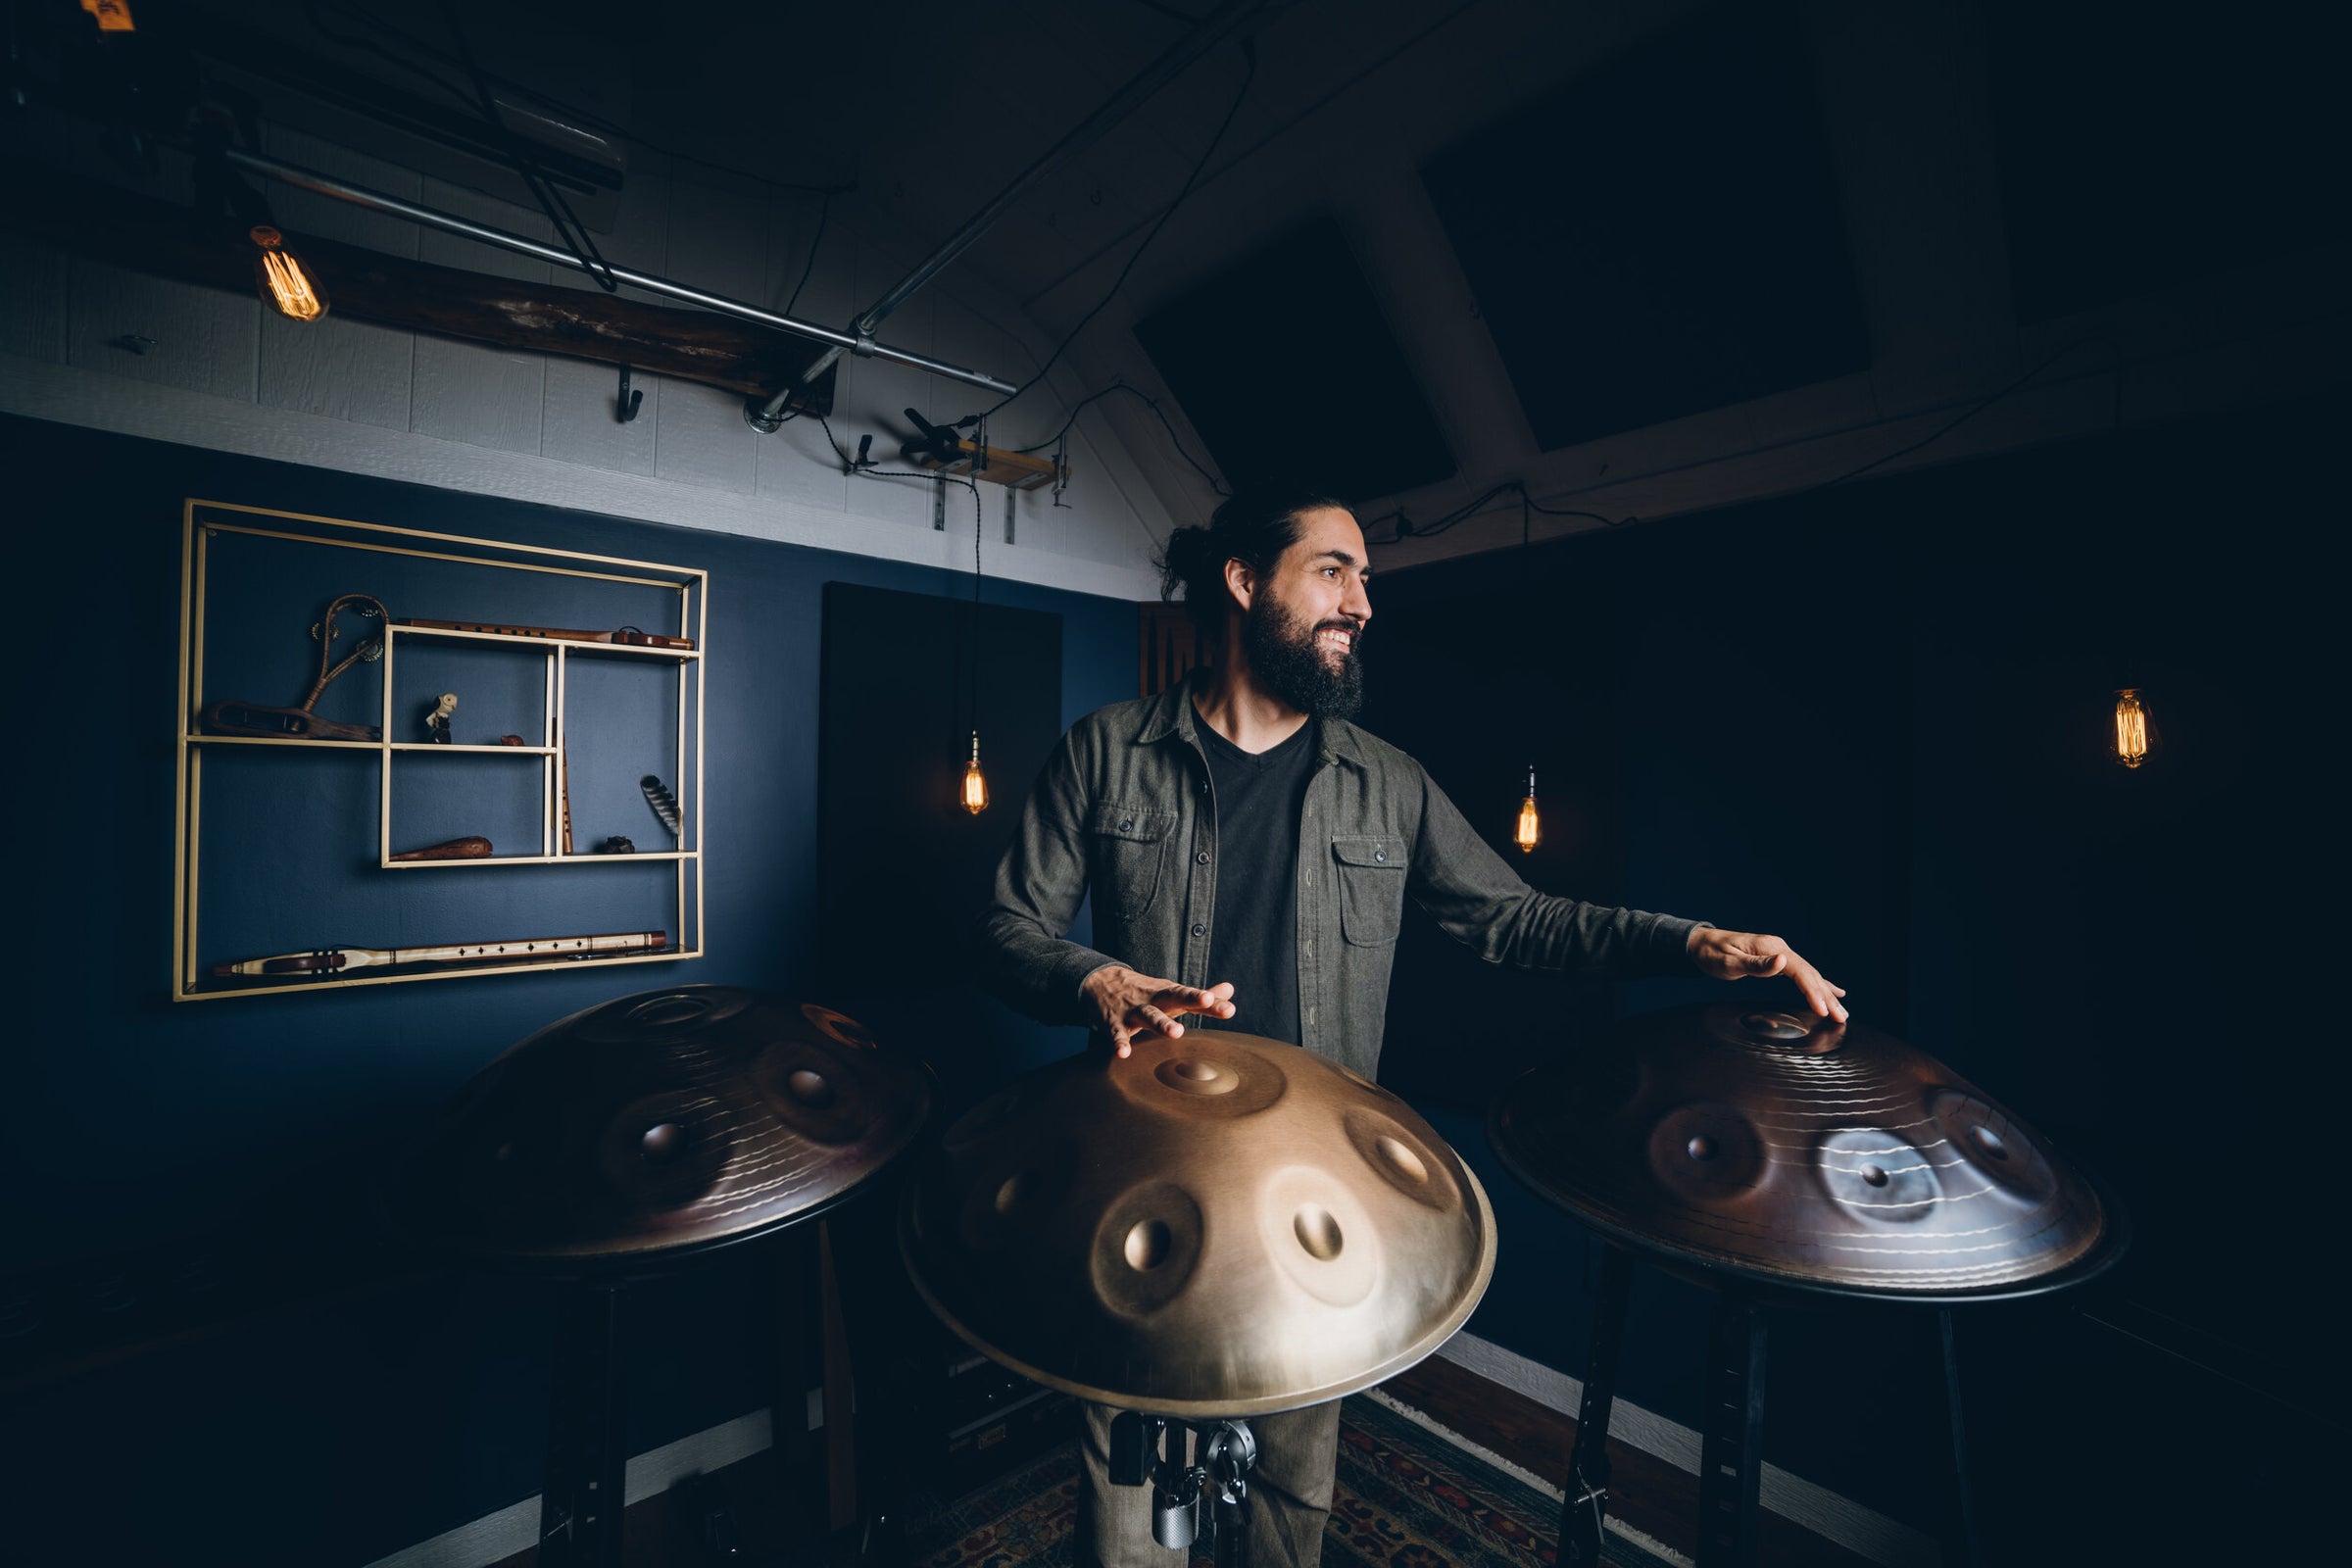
[
  {"left": 379, "top": 851, "right": 696, "bottom": 867},
  {"left": 386, "top": 743, "right": 558, "bottom": 755},
  {"left": 175, "top": 947, "right": 699, "bottom": 1002},
  {"left": 184, "top": 733, "right": 379, "bottom": 749}
]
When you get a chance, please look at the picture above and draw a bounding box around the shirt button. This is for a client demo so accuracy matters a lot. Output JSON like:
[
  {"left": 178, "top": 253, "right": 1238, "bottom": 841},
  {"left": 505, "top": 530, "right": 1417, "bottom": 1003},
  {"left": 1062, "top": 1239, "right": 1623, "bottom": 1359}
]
[
  {"left": 1118, "top": 817, "right": 1134, "bottom": 832},
  {"left": 1374, "top": 849, "right": 1388, "bottom": 863},
  {"left": 1190, "top": 923, "right": 1205, "bottom": 937},
  {"left": 1195, "top": 851, "right": 1209, "bottom": 864}
]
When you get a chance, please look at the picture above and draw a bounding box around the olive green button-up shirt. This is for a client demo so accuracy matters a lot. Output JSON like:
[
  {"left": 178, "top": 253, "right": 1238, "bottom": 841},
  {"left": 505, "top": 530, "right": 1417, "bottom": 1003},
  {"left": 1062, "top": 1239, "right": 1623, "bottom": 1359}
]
[{"left": 976, "top": 678, "right": 1704, "bottom": 1081}]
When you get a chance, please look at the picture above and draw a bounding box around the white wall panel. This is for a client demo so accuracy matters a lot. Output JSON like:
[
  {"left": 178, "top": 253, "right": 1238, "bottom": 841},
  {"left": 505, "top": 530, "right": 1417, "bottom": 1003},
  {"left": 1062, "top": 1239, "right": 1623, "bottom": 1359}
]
[
  {"left": 411, "top": 337, "right": 544, "bottom": 455},
  {"left": 66, "top": 260, "right": 260, "bottom": 403},
  {"left": 753, "top": 413, "right": 850, "bottom": 513},
  {"left": 256, "top": 126, "right": 424, "bottom": 258},
  {"left": 666, "top": 180, "right": 770, "bottom": 316},
  {"left": 652, "top": 377, "right": 757, "bottom": 494},
  {"left": 0, "top": 238, "right": 70, "bottom": 365},
  {"left": 258, "top": 312, "right": 413, "bottom": 430},
  {"left": 541, "top": 357, "right": 659, "bottom": 475},
  {"left": 415, "top": 177, "right": 556, "bottom": 286}
]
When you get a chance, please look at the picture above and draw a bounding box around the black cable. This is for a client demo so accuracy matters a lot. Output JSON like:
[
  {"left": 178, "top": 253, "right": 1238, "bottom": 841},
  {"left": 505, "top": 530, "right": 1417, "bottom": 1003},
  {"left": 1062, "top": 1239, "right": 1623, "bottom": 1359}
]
[
  {"left": 812, "top": 414, "right": 986, "bottom": 534},
  {"left": 312, "top": 3, "right": 852, "bottom": 196},
  {"left": 966, "top": 39, "right": 1258, "bottom": 423},
  {"left": 784, "top": 188, "right": 832, "bottom": 318},
  {"left": 1360, "top": 339, "right": 2120, "bottom": 548},
  {"left": 1012, "top": 381, "right": 1229, "bottom": 497},
  {"left": 433, "top": 2, "right": 618, "bottom": 291},
  {"left": 1811, "top": 339, "right": 2114, "bottom": 491}
]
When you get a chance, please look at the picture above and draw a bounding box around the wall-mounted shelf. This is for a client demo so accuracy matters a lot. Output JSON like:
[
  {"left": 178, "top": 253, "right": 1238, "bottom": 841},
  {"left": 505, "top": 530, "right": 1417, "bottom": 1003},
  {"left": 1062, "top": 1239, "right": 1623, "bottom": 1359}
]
[{"left": 173, "top": 499, "right": 708, "bottom": 1002}]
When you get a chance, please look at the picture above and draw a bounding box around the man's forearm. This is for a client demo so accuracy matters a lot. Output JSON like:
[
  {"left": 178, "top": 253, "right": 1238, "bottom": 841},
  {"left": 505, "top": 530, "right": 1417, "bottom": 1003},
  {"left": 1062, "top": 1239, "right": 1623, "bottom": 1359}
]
[{"left": 973, "top": 908, "right": 1121, "bottom": 1027}]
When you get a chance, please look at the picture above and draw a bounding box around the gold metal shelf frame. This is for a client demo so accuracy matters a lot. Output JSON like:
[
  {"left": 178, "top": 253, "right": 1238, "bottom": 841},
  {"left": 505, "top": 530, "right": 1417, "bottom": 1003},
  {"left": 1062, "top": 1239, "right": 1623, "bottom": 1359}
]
[{"left": 172, "top": 499, "right": 708, "bottom": 1002}]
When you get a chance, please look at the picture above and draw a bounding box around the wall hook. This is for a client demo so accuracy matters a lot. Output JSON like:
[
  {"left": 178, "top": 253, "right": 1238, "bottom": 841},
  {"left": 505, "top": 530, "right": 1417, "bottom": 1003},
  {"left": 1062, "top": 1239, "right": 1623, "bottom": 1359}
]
[{"left": 615, "top": 365, "right": 644, "bottom": 423}]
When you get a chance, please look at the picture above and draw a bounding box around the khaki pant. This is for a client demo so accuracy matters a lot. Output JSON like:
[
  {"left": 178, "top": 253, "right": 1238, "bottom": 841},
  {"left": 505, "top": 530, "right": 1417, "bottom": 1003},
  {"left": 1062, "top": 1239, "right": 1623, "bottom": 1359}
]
[{"left": 1076, "top": 1399, "right": 1341, "bottom": 1568}]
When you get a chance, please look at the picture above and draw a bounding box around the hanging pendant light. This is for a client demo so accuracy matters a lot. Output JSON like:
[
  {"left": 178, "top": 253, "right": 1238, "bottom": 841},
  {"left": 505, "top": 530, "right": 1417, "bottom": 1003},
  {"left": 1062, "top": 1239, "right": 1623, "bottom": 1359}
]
[
  {"left": 2109, "top": 688, "right": 2155, "bottom": 768},
  {"left": 250, "top": 225, "right": 328, "bottom": 322},
  {"left": 962, "top": 731, "right": 991, "bottom": 814},
  {"left": 1514, "top": 764, "right": 1541, "bottom": 853}
]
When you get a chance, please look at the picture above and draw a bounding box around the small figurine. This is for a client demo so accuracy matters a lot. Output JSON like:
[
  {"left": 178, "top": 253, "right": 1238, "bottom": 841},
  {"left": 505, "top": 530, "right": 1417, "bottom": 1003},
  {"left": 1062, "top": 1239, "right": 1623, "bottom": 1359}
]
[
  {"left": 497, "top": 734, "right": 525, "bottom": 747},
  {"left": 423, "top": 692, "right": 458, "bottom": 744},
  {"left": 600, "top": 835, "right": 636, "bottom": 855}
]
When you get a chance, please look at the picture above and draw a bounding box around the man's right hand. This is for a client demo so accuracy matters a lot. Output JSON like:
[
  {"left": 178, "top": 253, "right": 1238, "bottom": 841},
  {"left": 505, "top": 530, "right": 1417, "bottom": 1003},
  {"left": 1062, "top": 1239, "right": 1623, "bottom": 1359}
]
[{"left": 1079, "top": 966, "right": 1237, "bottom": 1059}]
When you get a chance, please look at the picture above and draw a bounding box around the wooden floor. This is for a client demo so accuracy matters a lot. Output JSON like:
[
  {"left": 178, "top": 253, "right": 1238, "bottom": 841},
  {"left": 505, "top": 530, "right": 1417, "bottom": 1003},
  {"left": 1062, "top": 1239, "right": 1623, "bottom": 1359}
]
[
  {"left": 1381, "top": 1354, "right": 1881, "bottom": 1568},
  {"left": 491, "top": 1353, "right": 1883, "bottom": 1567}
]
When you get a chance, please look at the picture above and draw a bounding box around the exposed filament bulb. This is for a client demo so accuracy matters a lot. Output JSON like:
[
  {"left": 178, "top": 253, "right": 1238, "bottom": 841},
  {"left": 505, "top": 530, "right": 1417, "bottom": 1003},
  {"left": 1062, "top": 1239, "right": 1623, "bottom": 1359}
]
[
  {"left": 961, "top": 730, "right": 990, "bottom": 814},
  {"left": 1515, "top": 764, "right": 1541, "bottom": 853},
  {"left": 2111, "top": 689, "right": 2153, "bottom": 768}
]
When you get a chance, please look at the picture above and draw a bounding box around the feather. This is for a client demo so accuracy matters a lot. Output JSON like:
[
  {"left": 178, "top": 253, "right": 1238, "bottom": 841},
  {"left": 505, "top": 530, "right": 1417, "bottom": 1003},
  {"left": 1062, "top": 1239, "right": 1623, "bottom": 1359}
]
[{"left": 640, "top": 774, "right": 682, "bottom": 835}]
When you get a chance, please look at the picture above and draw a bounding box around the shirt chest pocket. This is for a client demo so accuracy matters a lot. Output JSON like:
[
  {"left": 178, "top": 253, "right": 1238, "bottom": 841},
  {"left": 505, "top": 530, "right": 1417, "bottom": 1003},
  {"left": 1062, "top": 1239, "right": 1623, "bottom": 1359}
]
[
  {"left": 1332, "top": 835, "right": 1405, "bottom": 946},
  {"left": 1090, "top": 804, "right": 1177, "bottom": 918}
]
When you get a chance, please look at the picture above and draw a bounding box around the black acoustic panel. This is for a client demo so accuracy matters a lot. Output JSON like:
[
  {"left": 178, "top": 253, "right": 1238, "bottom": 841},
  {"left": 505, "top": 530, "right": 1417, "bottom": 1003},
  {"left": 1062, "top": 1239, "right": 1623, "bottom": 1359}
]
[
  {"left": 1132, "top": 217, "right": 1455, "bottom": 499},
  {"left": 1423, "top": 3, "right": 1869, "bottom": 451},
  {"left": 1984, "top": 0, "right": 2351, "bottom": 322},
  {"left": 817, "top": 582, "right": 1062, "bottom": 998}
]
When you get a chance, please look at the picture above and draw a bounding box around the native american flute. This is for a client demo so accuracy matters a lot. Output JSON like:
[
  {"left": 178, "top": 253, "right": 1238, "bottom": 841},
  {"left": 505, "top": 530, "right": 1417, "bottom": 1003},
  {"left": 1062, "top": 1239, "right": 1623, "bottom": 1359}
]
[
  {"left": 212, "top": 931, "right": 666, "bottom": 977},
  {"left": 398, "top": 617, "right": 695, "bottom": 650}
]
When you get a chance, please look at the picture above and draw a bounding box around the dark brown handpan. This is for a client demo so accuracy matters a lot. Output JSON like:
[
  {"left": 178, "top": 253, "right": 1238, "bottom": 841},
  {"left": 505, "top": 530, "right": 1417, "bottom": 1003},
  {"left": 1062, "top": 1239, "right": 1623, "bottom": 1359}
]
[
  {"left": 900, "top": 1030, "right": 1496, "bottom": 1418},
  {"left": 1490, "top": 1003, "right": 2113, "bottom": 1298},
  {"left": 398, "top": 987, "right": 933, "bottom": 1263}
]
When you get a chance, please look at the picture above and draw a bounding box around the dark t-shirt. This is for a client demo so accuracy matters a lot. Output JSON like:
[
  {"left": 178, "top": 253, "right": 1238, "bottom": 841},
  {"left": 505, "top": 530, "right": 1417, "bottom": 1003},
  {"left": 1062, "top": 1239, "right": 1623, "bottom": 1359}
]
[{"left": 1196, "top": 716, "right": 1319, "bottom": 1045}]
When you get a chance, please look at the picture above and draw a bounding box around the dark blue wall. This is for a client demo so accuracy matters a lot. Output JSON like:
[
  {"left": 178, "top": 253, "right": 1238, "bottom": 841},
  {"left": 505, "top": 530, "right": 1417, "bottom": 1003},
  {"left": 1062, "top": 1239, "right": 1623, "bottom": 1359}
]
[
  {"left": 1367, "top": 394, "right": 2338, "bottom": 1565},
  {"left": 0, "top": 416, "right": 1133, "bottom": 1566}
]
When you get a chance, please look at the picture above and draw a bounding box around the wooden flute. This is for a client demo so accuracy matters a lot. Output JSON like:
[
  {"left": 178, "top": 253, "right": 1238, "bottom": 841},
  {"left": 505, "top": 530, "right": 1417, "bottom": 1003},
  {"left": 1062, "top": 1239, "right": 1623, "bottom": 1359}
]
[
  {"left": 213, "top": 931, "right": 667, "bottom": 978},
  {"left": 398, "top": 617, "right": 694, "bottom": 650}
]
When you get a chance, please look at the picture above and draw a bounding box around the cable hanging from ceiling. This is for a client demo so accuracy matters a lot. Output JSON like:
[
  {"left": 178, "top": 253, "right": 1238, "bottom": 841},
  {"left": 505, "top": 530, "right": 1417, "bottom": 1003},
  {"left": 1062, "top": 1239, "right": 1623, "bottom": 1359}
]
[{"left": 956, "top": 36, "right": 1259, "bottom": 429}]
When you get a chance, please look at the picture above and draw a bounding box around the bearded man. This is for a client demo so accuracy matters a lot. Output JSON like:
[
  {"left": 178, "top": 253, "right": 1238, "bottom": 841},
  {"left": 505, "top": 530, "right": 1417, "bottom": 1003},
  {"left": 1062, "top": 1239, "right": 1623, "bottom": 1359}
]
[{"left": 976, "top": 488, "right": 1844, "bottom": 1568}]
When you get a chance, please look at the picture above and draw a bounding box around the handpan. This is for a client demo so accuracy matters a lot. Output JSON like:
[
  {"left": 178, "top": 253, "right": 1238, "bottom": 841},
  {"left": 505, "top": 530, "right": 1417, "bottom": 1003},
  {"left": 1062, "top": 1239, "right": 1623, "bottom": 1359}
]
[
  {"left": 397, "top": 986, "right": 933, "bottom": 1263},
  {"left": 900, "top": 1030, "right": 1496, "bottom": 1418},
  {"left": 1490, "top": 1003, "right": 2118, "bottom": 1299}
]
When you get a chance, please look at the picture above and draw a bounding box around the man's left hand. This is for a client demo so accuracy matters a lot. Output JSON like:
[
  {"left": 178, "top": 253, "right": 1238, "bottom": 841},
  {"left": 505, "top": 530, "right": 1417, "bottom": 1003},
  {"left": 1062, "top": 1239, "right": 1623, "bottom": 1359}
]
[{"left": 1686, "top": 927, "right": 1848, "bottom": 1022}]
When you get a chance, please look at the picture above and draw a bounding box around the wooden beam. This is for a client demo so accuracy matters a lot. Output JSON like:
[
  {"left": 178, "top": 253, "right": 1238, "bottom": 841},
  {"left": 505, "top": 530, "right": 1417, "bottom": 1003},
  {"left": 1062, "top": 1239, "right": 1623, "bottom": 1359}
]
[{"left": 9, "top": 167, "right": 836, "bottom": 410}]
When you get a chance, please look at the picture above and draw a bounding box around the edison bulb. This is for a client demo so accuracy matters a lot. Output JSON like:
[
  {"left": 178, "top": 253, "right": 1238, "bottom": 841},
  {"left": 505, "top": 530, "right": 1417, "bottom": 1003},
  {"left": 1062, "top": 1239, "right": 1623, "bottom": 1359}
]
[
  {"left": 2110, "top": 689, "right": 2153, "bottom": 768},
  {"left": 251, "top": 225, "right": 328, "bottom": 322},
  {"left": 961, "top": 731, "right": 990, "bottom": 814},
  {"left": 1514, "top": 765, "right": 1540, "bottom": 853}
]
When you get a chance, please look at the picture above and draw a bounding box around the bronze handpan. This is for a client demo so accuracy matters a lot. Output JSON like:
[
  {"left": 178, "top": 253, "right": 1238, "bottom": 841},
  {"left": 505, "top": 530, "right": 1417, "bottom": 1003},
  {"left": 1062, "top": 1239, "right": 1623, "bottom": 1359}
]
[
  {"left": 901, "top": 1030, "right": 1496, "bottom": 1419},
  {"left": 398, "top": 986, "right": 933, "bottom": 1263},
  {"left": 1490, "top": 1003, "right": 2117, "bottom": 1298}
]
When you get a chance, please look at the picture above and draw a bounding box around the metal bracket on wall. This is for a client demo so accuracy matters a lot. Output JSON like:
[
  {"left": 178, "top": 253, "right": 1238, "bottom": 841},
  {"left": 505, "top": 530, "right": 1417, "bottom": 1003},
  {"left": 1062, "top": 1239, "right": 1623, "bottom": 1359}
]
[
  {"left": 933, "top": 477, "right": 948, "bottom": 531},
  {"left": 1004, "top": 488, "right": 1017, "bottom": 546}
]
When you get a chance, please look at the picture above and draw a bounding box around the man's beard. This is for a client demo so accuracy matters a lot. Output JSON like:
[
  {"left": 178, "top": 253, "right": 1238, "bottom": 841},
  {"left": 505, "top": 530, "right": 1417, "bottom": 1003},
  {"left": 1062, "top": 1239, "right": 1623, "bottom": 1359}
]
[{"left": 1241, "top": 597, "right": 1365, "bottom": 720}]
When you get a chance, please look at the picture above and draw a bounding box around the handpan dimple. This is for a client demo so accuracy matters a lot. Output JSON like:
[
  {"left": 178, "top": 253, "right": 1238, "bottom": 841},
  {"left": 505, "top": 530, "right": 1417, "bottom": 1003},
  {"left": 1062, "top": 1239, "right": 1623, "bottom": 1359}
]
[{"left": 1490, "top": 1002, "right": 2113, "bottom": 1296}]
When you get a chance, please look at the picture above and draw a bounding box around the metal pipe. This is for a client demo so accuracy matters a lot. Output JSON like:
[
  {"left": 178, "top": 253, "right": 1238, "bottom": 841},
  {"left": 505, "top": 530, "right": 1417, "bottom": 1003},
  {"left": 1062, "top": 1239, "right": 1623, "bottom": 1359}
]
[
  {"left": 222, "top": 148, "right": 1017, "bottom": 395},
  {"left": 753, "top": 0, "right": 1262, "bottom": 423}
]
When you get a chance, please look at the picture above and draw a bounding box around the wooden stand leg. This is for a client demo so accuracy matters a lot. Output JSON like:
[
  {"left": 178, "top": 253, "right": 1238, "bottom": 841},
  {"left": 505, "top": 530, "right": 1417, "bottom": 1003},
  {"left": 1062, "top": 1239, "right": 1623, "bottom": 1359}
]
[
  {"left": 1560, "top": 1243, "right": 1635, "bottom": 1567},
  {"left": 1695, "top": 1292, "right": 1767, "bottom": 1568},
  {"left": 819, "top": 1219, "right": 858, "bottom": 1533}
]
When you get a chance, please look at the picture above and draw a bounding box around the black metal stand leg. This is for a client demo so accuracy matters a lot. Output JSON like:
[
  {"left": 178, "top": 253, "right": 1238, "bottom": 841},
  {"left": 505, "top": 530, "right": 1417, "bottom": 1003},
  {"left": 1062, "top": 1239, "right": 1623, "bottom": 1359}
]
[
  {"left": 1696, "top": 1292, "right": 1767, "bottom": 1568},
  {"left": 1560, "top": 1243, "right": 1635, "bottom": 1567},
  {"left": 540, "top": 1280, "right": 628, "bottom": 1568},
  {"left": 1936, "top": 1309, "right": 1981, "bottom": 1568},
  {"left": 1206, "top": 1418, "right": 1256, "bottom": 1568}
]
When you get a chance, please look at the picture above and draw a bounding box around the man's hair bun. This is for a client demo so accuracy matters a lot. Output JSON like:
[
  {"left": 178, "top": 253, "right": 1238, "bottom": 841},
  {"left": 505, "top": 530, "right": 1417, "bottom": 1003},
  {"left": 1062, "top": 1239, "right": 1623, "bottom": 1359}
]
[{"left": 1155, "top": 488, "right": 1353, "bottom": 631}]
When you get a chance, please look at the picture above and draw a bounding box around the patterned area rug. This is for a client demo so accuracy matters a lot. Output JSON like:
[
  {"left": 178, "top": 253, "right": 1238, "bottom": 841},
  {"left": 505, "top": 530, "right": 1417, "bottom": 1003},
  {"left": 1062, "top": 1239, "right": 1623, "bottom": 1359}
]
[{"left": 907, "top": 1393, "right": 1674, "bottom": 1567}]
